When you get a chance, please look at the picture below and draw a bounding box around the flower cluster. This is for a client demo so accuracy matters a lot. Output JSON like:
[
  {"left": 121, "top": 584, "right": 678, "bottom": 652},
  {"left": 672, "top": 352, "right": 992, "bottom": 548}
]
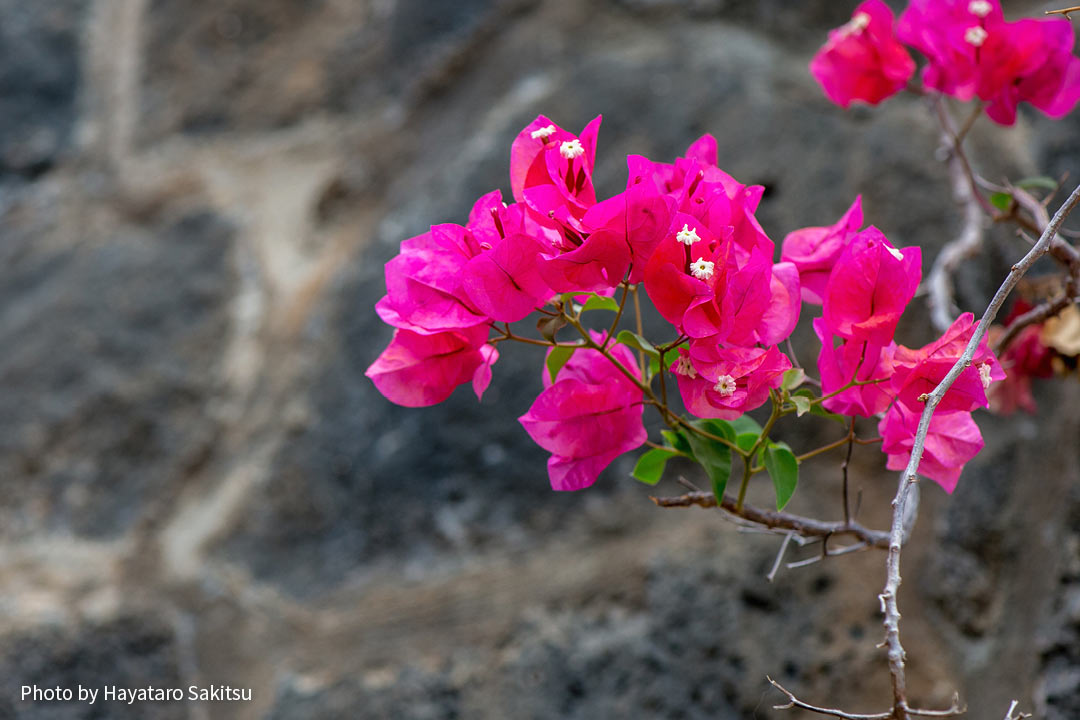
[
  {"left": 811, "top": 0, "right": 1080, "bottom": 125},
  {"left": 368, "top": 112, "right": 1008, "bottom": 497}
]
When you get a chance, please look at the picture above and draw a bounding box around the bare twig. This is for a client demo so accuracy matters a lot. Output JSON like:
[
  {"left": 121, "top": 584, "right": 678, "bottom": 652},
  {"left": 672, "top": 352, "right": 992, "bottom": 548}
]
[
  {"left": 993, "top": 293, "right": 1077, "bottom": 354},
  {"left": 1002, "top": 700, "right": 1031, "bottom": 720},
  {"left": 927, "top": 98, "right": 988, "bottom": 331},
  {"left": 650, "top": 491, "right": 890, "bottom": 548},
  {"left": 766, "top": 532, "right": 795, "bottom": 582},
  {"left": 768, "top": 678, "right": 965, "bottom": 720},
  {"left": 881, "top": 182, "right": 1080, "bottom": 719},
  {"left": 1046, "top": 5, "right": 1080, "bottom": 18}
]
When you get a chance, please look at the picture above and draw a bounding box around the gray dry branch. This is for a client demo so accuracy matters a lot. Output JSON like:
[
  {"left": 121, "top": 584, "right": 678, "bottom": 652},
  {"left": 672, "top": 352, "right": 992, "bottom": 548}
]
[{"left": 880, "top": 182, "right": 1080, "bottom": 719}]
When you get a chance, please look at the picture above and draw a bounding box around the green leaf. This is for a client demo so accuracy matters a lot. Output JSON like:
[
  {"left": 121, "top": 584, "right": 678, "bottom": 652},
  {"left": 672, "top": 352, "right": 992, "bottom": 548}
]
[
  {"left": 683, "top": 418, "right": 734, "bottom": 502},
  {"left": 990, "top": 192, "right": 1012, "bottom": 211},
  {"left": 764, "top": 441, "right": 799, "bottom": 511},
  {"left": 661, "top": 430, "right": 693, "bottom": 456},
  {"left": 731, "top": 415, "right": 763, "bottom": 436},
  {"left": 792, "top": 394, "right": 811, "bottom": 417},
  {"left": 632, "top": 448, "right": 680, "bottom": 485},
  {"left": 648, "top": 355, "right": 661, "bottom": 378},
  {"left": 781, "top": 368, "right": 806, "bottom": 391},
  {"left": 793, "top": 388, "right": 846, "bottom": 423},
  {"left": 1016, "top": 175, "right": 1059, "bottom": 192},
  {"left": 546, "top": 346, "right": 577, "bottom": 384},
  {"left": 735, "top": 432, "right": 759, "bottom": 454},
  {"left": 616, "top": 330, "right": 659, "bottom": 358},
  {"left": 580, "top": 293, "right": 621, "bottom": 313}
]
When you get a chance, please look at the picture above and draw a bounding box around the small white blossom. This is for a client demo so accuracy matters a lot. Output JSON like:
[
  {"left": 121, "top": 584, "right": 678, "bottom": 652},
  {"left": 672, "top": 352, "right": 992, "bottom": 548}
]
[
  {"left": 978, "top": 362, "right": 994, "bottom": 390},
  {"left": 674, "top": 355, "right": 697, "bottom": 378},
  {"left": 713, "top": 375, "right": 737, "bottom": 397},
  {"left": 690, "top": 257, "right": 715, "bottom": 281},
  {"left": 968, "top": 0, "right": 992, "bottom": 18},
  {"left": 559, "top": 139, "right": 585, "bottom": 159},
  {"left": 885, "top": 244, "right": 904, "bottom": 262},
  {"left": 846, "top": 12, "right": 871, "bottom": 33},
  {"left": 676, "top": 224, "right": 701, "bottom": 246},
  {"left": 965, "top": 26, "right": 988, "bottom": 47},
  {"left": 530, "top": 124, "right": 556, "bottom": 140}
]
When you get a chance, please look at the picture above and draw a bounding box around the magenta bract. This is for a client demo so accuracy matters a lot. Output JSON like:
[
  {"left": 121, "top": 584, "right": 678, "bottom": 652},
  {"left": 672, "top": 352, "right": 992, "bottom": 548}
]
[
  {"left": 810, "top": 0, "right": 915, "bottom": 109},
  {"left": 519, "top": 336, "right": 646, "bottom": 491}
]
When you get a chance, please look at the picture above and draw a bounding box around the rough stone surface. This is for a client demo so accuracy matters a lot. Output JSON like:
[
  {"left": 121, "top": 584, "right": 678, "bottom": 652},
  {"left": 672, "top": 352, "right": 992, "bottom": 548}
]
[
  {"left": 0, "top": 0, "right": 1078, "bottom": 718},
  {"left": 0, "top": 0, "right": 87, "bottom": 179}
]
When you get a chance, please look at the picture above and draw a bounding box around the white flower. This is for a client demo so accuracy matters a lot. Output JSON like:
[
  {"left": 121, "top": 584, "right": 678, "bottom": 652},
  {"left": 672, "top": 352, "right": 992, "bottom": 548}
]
[
  {"left": 674, "top": 355, "right": 697, "bottom": 378},
  {"left": 978, "top": 362, "right": 994, "bottom": 390},
  {"left": 713, "top": 375, "right": 737, "bottom": 397},
  {"left": 530, "top": 124, "right": 556, "bottom": 140},
  {"left": 690, "top": 257, "right": 715, "bottom": 281},
  {"left": 559, "top": 139, "right": 585, "bottom": 159},
  {"left": 964, "top": 26, "right": 988, "bottom": 47},
  {"left": 968, "top": 1, "right": 992, "bottom": 18},
  {"left": 676, "top": 224, "right": 701, "bottom": 246},
  {"left": 845, "top": 12, "right": 871, "bottom": 34}
]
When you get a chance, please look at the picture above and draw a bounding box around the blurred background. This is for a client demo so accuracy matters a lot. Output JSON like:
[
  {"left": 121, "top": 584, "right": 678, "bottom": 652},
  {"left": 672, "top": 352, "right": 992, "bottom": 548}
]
[{"left": 3, "top": 0, "right": 1080, "bottom": 718}]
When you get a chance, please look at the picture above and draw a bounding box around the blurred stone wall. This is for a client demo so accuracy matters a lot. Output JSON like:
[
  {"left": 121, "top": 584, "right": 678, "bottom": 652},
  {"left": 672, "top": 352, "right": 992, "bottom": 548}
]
[{"left": 2, "top": 0, "right": 1080, "bottom": 718}]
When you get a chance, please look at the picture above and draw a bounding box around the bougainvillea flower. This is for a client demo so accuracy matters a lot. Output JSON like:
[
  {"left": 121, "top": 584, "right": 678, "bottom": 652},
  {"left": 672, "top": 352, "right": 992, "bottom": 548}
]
[
  {"left": 810, "top": 0, "right": 916, "bottom": 108},
  {"left": 643, "top": 213, "right": 735, "bottom": 335},
  {"left": 519, "top": 335, "right": 646, "bottom": 491},
  {"left": 459, "top": 190, "right": 553, "bottom": 322},
  {"left": 673, "top": 343, "right": 791, "bottom": 420},
  {"left": 982, "top": 17, "right": 1080, "bottom": 126},
  {"left": 510, "top": 115, "right": 601, "bottom": 233},
  {"left": 891, "top": 312, "right": 1004, "bottom": 413},
  {"left": 577, "top": 155, "right": 678, "bottom": 284},
  {"left": 756, "top": 262, "right": 802, "bottom": 346},
  {"left": 822, "top": 226, "right": 921, "bottom": 346},
  {"left": 878, "top": 403, "right": 984, "bottom": 493},
  {"left": 366, "top": 325, "right": 497, "bottom": 407},
  {"left": 814, "top": 318, "right": 896, "bottom": 417},
  {"left": 781, "top": 196, "right": 863, "bottom": 304},
  {"left": 375, "top": 223, "right": 489, "bottom": 334},
  {"left": 897, "top": 0, "right": 1011, "bottom": 102}
]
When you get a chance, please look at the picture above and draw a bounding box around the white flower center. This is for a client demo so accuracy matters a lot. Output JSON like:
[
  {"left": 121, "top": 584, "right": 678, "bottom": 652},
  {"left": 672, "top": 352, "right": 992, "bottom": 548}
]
[
  {"left": 690, "top": 257, "right": 715, "bottom": 281},
  {"left": 978, "top": 362, "right": 993, "bottom": 390},
  {"left": 965, "top": 26, "right": 988, "bottom": 47},
  {"left": 968, "top": 0, "right": 992, "bottom": 18},
  {"left": 713, "top": 374, "right": 736, "bottom": 397},
  {"left": 674, "top": 356, "right": 697, "bottom": 379},
  {"left": 530, "top": 124, "right": 556, "bottom": 140},
  {"left": 559, "top": 139, "right": 585, "bottom": 159},
  {"left": 885, "top": 244, "right": 904, "bottom": 262},
  {"left": 846, "top": 12, "right": 871, "bottom": 34},
  {"left": 676, "top": 224, "right": 701, "bottom": 246}
]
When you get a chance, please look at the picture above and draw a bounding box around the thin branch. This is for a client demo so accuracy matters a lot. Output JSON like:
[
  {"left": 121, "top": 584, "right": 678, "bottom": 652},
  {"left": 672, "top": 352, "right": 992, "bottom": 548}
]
[
  {"left": 881, "top": 182, "right": 1080, "bottom": 719},
  {"left": 769, "top": 677, "right": 892, "bottom": 720},
  {"left": 993, "top": 293, "right": 1077, "bottom": 354},
  {"left": 1046, "top": 6, "right": 1080, "bottom": 18},
  {"left": 769, "top": 678, "right": 964, "bottom": 720},
  {"left": 1002, "top": 700, "right": 1031, "bottom": 720},
  {"left": 927, "top": 97, "right": 988, "bottom": 331},
  {"left": 650, "top": 491, "right": 890, "bottom": 548},
  {"left": 766, "top": 532, "right": 795, "bottom": 582}
]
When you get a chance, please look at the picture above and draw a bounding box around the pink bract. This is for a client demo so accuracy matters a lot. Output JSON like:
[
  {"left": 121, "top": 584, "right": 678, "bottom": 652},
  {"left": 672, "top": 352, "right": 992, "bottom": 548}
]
[
  {"left": 519, "top": 335, "right": 646, "bottom": 491},
  {"left": 810, "top": 0, "right": 915, "bottom": 109},
  {"left": 814, "top": 318, "right": 896, "bottom": 418},
  {"left": 673, "top": 343, "right": 791, "bottom": 420},
  {"left": 821, "top": 226, "right": 921, "bottom": 346},
  {"left": 781, "top": 196, "right": 864, "bottom": 305},
  {"left": 366, "top": 325, "right": 497, "bottom": 408},
  {"left": 879, "top": 403, "right": 984, "bottom": 493},
  {"left": 891, "top": 313, "right": 1004, "bottom": 413}
]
